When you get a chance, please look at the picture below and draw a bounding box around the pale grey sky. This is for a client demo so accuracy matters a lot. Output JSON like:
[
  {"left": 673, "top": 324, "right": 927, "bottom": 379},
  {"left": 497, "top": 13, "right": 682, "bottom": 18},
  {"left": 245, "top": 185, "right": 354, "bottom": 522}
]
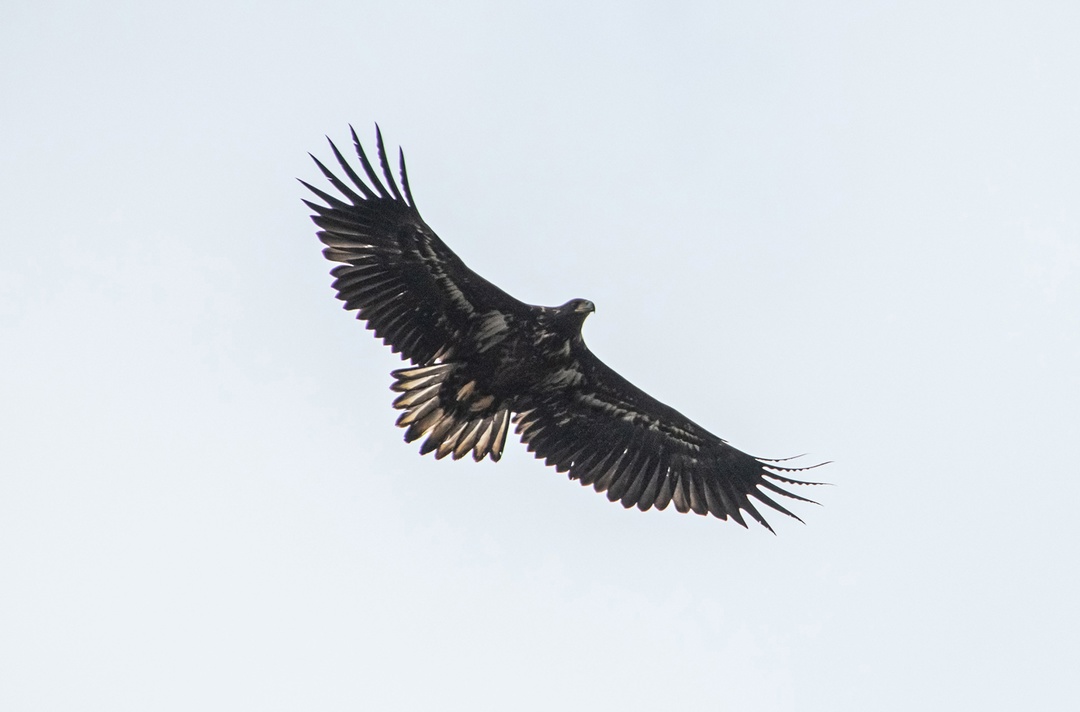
[{"left": 2, "top": 2, "right": 1079, "bottom": 710}]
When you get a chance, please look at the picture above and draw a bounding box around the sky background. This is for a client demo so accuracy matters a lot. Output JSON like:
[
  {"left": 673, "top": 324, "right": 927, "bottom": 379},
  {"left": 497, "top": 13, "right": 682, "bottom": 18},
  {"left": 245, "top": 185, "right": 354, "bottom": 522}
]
[{"left": 2, "top": 1, "right": 1079, "bottom": 710}]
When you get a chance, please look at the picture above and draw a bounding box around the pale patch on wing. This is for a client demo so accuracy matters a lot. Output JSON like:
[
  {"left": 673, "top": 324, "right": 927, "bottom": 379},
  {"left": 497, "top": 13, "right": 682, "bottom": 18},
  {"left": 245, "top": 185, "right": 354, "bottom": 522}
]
[
  {"left": 542, "top": 366, "right": 584, "bottom": 389},
  {"left": 575, "top": 392, "right": 704, "bottom": 450},
  {"left": 577, "top": 392, "right": 637, "bottom": 421},
  {"left": 418, "top": 238, "right": 477, "bottom": 317},
  {"left": 474, "top": 310, "right": 510, "bottom": 352}
]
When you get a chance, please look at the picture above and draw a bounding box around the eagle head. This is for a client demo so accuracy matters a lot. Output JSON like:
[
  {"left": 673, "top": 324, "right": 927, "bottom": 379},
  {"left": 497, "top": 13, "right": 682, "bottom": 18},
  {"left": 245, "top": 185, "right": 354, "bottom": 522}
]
[
  {"left": 554, "top": 298, "right": 595, "bottom": 335},
  {"left": 568, "top": 298, "right": 595, "bottom": 315}
]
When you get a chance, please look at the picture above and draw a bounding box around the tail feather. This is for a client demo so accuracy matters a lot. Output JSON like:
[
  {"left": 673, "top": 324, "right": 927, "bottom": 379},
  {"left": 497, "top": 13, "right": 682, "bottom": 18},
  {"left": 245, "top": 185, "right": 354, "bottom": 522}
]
[{"left": 390, "top": 364, "right": 510, "bottom": 462}]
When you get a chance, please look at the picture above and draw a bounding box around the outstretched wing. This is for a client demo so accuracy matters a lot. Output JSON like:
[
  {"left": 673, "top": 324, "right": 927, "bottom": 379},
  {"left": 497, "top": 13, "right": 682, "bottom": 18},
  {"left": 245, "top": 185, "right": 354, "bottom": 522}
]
[
  {"left": 302, "top": 126, "right": 530, "bottom": 365},
  {"left": 514, "top": 349, "right": 823, "bottom": 532}
]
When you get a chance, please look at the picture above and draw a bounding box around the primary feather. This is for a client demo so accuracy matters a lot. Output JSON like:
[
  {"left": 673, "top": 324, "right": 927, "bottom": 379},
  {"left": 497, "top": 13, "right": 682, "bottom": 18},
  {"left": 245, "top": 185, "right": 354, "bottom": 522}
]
[{"left": 303, "top": 126, "right": 824, "bottom": 532}]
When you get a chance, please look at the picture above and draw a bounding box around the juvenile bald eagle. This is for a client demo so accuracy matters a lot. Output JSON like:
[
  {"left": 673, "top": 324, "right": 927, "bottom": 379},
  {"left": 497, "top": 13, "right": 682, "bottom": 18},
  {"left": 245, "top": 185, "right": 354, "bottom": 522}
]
[{"left": 302, "top": 127, "right": 823, "bottom": 531}]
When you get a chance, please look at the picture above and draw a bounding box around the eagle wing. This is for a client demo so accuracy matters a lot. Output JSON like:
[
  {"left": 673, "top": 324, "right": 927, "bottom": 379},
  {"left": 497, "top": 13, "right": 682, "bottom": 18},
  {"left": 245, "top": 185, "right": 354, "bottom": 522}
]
[
  {"left": 514, "top": 348, "right": 822, "bottom": 532},
  {"left": 301, "top": 126, "right": 530, "bottom": 366}
]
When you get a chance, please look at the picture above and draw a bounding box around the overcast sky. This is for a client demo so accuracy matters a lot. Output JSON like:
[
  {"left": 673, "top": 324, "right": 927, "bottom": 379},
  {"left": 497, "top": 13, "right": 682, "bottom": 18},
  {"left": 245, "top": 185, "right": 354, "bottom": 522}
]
[{"left": 3, "top": 2, "right": 1079, "bottom": 710}]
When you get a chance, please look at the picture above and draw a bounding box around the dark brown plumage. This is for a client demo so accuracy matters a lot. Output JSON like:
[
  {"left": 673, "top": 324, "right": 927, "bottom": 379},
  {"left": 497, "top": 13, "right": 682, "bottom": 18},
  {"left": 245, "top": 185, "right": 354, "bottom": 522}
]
[{"left": 302, "top": 126, "right": 824, "bottom": 531}]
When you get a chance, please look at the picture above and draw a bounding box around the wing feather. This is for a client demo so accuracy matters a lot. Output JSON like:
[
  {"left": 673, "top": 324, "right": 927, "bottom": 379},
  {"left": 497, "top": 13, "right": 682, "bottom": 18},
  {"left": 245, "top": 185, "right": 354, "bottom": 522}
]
[
  {"left": 311, "top": 153, "right": 368, "bottom": 205},
  {"left": 653, "top": 470, "right": 675, "bottom": 511},
  {"left": 303, "top": 127, "right": 530, "bottom": 366},
  {"left": 518, "top": 348, "right": 823, "bottom": 532},
  {"left": 398, "top": 147, "right": 416, "bottom": 207},
  {"left": 616, "top": 448, "right": 656, "bottom": 507},
  {"left": 374, "top": 125, "right": 406, "bottom": 203},
  {"left": 635, "top": 461, "right": 666, "bottom": 511},
  {"left": 350, "top": 125, "right": 394, "bottom": 200},
  {"left": 328, "top": 137, "right": 377, "bottom": 200}
]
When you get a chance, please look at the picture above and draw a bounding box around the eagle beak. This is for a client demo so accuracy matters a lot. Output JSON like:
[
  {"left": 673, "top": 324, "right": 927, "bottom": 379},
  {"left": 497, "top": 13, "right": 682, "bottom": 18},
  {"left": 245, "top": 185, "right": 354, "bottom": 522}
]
[{"left": 577, "top": 300, "right": 595, "bottom": 314}]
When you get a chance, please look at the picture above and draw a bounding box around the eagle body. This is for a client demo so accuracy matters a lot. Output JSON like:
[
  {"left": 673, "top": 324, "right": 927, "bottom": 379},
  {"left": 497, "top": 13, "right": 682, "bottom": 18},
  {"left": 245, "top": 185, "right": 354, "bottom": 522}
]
[
  {"left": 303, "top": 127, "right": 822, "bottom": 531},
  {"left": 390, "top": 298, "right": 593, "bottom": 464}
]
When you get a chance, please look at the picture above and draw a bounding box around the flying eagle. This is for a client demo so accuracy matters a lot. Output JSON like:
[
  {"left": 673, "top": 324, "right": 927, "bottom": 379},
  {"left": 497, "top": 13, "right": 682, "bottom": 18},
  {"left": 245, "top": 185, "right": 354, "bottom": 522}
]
[{"left": 302, "top": 127, "right": 823, "bottom": 531}]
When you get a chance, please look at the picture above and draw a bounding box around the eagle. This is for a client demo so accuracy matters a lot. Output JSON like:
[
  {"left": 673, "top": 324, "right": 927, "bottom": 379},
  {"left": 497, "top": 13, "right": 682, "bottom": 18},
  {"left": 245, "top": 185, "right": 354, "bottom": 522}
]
[{"left": 302, "top": 127, "right": 823, "bottom": 532}]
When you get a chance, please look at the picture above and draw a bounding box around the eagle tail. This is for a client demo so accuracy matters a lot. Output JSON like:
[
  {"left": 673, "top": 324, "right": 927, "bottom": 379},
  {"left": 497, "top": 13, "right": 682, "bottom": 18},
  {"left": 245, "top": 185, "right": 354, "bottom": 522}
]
[{"left": 390, "top": 364, "right": 510, "bottom": 462}]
